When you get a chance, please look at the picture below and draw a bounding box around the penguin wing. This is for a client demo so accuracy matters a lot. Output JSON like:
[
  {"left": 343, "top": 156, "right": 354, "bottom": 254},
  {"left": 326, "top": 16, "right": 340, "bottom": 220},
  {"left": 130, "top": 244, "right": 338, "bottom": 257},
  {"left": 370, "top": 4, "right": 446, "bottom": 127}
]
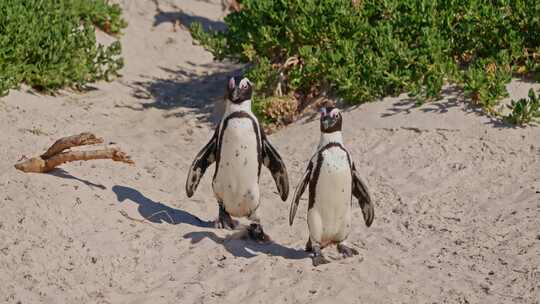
[
  {"left": 185, "top": 130, "right": 218, "bottom": 197},
  {"left": 351, "top": 163, "right": 374, "bottom": 227},
  {"left": 261, "top": 132, "right": 289, "bottom": 201},
  {"left": 289, "top": 160, "right": 313, "bottom": 225}
]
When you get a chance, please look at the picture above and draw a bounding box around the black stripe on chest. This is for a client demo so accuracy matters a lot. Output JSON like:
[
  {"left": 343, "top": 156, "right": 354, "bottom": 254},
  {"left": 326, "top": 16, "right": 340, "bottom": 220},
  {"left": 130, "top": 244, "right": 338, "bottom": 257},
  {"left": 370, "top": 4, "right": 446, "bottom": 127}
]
[
  {"left": 308, "top": 142, "right": 351, "bottom": 209},
  {"left": 213, "top": 111, "right": 262, "bottom": 180}
]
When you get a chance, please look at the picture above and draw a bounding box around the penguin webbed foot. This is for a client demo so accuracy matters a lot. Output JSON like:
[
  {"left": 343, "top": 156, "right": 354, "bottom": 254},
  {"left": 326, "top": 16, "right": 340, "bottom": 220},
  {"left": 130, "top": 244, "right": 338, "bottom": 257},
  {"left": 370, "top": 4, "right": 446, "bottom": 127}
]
[
  {"left": 312, "top": 255, "right": 330, "bottom": 266},
  {"left": 247, "top": 223, "right": 271, "bottom": 243},
  {"left": 337, "top": 243, "right": 359, "bottom": 258},
  {"left": 214, "top": 218, "right": 238, "bottom": 230},
  {"left": 311, "top": 244, "right": 330, "bottom": 266}
]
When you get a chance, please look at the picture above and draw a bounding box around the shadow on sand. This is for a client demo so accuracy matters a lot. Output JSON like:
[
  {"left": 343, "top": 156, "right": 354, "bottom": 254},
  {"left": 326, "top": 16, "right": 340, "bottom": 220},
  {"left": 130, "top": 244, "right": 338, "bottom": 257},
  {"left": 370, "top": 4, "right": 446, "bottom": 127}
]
[
  {"left": 118, "top": 1, "right": 244, "bottom": 124},
  {"left": 377, "top": 85, "right": 522, "bottom": 129},
  {"left": 112, "top": 186, "right": 307, "bottom": 260},
  {"left": 112, "top": 185, "right": 214, "bottom": 227},
  {"left": 381, "top": 86, "right": 463, "bottom": 118},
  {"left": 126, "top": 64, "right": 243, "bottom": 124},
  {"left": 152, "top": 0, "right": 226, "bottom": 31},
  {"left": 48, "top": 168, "right": 106, "bottom": 189},
  {"left": 184, "top": 230, "right": 309, "bottom": 260}
]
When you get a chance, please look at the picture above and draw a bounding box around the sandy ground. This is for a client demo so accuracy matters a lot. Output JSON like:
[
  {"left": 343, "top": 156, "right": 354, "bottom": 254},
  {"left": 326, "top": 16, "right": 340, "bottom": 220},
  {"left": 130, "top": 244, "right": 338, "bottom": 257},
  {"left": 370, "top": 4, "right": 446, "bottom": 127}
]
[{"left": 1, "top": 1, "right": 539, "bottom": 303}]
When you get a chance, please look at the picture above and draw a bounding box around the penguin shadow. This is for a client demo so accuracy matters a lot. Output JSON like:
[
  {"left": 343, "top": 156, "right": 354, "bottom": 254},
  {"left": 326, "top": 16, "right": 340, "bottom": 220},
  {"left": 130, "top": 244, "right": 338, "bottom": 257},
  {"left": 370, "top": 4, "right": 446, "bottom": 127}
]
[
  {"left": 112, "top": 185, "right": 213, "bottom": 227},
  {"left": 183, "top": 230, "right": 309, "bottom": 260}
]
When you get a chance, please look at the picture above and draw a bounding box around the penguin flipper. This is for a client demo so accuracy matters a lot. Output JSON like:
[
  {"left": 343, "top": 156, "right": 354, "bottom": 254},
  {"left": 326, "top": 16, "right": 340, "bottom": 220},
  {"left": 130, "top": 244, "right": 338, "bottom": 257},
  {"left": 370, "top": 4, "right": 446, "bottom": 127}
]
[
  {"left": 261, "top": 133, "right": 289, "bottom": 201},
  {"left": 351, "top": 163, "right": 374, "bottom": 227},
  {"left": 289, "top": 161, "right": 313, "bottom": 225},
  {"left": 185, "top": 130, "right": 217, "bottom": 197}
]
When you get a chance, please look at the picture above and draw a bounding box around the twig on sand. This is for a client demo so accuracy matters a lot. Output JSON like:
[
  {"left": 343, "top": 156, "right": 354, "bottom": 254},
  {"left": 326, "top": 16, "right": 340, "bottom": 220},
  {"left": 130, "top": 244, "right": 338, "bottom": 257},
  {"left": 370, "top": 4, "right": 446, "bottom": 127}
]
[
  {"left": 147, "top": 210, "right": 175, "bottom": 224},
  {"left": 118, "top": 210, "right": 168, "bottom": 231},
  {"left": 118, "top": 210, "right": 146, "bottom": 223},
  {"left": 14, "top": 132, "right": 134, "bottom": 173}
]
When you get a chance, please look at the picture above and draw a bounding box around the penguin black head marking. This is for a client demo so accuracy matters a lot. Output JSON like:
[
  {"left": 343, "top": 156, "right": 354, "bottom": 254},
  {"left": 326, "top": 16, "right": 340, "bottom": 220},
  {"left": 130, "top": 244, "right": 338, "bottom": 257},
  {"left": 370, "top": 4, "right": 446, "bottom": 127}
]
[
  {"left": 319, "top": 106, "right": 342, "bottom": 133},
  {"left": 227, "top": 76, "right": 252, "bottom": 104}
]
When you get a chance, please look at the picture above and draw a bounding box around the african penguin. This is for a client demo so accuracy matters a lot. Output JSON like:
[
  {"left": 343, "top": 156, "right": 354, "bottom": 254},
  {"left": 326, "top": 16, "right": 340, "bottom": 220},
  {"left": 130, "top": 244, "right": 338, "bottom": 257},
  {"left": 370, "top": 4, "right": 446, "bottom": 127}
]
[
  {"left": 289, "top": 106, "right": 374, "bottom": 266},
  {"left": 186, "top": 76, "right": 289, "bottom": 242}
]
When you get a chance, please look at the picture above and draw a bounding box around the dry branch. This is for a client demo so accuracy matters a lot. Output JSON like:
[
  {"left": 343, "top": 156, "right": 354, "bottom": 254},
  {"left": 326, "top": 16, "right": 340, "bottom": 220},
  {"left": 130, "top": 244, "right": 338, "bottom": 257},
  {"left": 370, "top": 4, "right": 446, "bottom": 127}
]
[
  {"left": 15, "top": 133, "right": 134, "bottom": 173},
  {"left": 41, "top": 132, "right": 103, "bottom": 159}
]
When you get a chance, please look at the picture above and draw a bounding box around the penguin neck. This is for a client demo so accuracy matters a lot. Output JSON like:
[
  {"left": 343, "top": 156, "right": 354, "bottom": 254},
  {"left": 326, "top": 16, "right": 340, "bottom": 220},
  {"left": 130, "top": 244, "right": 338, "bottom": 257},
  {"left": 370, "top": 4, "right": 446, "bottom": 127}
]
[
  {"left": 319, "top": 131, "right": 343, "bottom": 148},
  {"left": 225, "top": 99, "right": 252, "bottom": 115}
]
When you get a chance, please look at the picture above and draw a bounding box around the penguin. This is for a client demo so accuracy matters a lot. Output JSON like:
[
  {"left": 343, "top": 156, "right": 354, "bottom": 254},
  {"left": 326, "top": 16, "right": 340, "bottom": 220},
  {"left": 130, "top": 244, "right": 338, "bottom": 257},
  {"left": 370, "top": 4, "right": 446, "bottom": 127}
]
[
  {"left": 186, "top": 76, "right": 289, "bottom": 241},
  {"left": 289, "top": 106, "right": 374, "bottom": 266}
]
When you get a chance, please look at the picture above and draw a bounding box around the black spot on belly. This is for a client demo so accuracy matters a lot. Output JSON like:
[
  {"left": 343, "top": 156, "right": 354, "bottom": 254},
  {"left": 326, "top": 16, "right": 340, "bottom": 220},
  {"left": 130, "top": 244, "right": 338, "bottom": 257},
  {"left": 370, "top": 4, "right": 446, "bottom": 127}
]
[
  {"left": 235, "top": 150, "right": 240, "bottom": 157},
  {"left": 226, "top": 162, "right": 230, "bottom": 166},
  {"left": 244, "top": 190, "right": 255, "bottom": 201}
]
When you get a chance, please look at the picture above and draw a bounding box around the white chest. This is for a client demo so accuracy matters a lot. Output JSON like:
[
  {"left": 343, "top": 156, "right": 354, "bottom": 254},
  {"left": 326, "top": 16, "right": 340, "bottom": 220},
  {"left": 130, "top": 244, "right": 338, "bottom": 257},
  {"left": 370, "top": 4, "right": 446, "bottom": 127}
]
[
  {"left": 310, "top": 147, "right": 352, "bottom": 234},
  {"left": 217, "top": 116, "right": 259, "bottom": 174},
  {"left": 213, "top": 116, "right": 261, "bottom": 215},
  {"left": 314, "top": 147, "right": 352, "bottom": 204}
]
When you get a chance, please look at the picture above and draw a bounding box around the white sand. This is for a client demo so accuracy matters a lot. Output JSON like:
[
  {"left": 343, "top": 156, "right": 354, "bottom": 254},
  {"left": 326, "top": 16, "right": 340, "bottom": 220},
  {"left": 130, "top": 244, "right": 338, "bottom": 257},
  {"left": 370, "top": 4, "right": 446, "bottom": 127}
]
[{"left": 1, "top": 1, "right": 539, "bottom": 303}]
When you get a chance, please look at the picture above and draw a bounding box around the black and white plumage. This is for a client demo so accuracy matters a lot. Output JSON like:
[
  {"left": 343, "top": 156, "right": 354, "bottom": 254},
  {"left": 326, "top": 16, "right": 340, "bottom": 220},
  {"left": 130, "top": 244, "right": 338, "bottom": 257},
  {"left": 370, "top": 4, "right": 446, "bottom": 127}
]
[
  {"left": 186, "top": 76, "right": 289, "bottom": 241},
  {"left": 289, "top": 107, "right": 374, "bottom": 266}
]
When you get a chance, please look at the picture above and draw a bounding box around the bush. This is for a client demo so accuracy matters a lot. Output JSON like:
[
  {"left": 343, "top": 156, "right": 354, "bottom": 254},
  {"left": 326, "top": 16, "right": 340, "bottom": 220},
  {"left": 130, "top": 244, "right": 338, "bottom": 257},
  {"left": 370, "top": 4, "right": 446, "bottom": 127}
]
[
  {"left": 72, "top": 0, "right": 127, "bottom": 35},
  {"left": 0, "top": 0, "right": 126, "bottom": 96},
  {"left": 190, "top": 0, "right": 540, "bottom": 125},
  {"left": 504, "top": 88, "right": 540, "bottom": 125}
]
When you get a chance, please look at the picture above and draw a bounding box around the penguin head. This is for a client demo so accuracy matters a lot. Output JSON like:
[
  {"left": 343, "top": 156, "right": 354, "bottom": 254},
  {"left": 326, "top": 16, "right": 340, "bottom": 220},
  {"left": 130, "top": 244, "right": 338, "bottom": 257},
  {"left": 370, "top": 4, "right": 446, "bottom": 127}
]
[
  {"left": 227, "top": 76, "right": 252, "bottom": 104},
  {"left": 319, "top": 106, "right": 342, "bottom": 133}
]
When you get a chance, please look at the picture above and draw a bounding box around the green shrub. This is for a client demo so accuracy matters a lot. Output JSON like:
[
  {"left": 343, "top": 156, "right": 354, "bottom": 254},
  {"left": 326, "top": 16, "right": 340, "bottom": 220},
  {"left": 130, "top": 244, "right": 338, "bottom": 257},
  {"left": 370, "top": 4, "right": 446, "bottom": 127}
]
[
  {"left": 462, "top": 59, "right": 511, "bottom": 114},
  {"left": 73, "top": 0, "right": 127, "bottom": 35},
  {"left": 504, "top": 88, "right": 540, "bottom": 125},
  {"left": 0, "top": 0, "right": 126, "bottom": 96},
  {"left": 190, "top": 0, "right": 540, "bottom": 125}
]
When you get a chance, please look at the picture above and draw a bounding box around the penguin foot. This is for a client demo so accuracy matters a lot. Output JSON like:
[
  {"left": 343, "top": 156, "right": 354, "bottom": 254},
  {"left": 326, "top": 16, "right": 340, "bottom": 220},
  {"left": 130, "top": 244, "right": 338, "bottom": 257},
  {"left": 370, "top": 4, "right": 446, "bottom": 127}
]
[
  {"left": 311, "top": 255, "right": 330, "bottom": 266},
  {"left": 215, "top": 204, "right": 238, "bottom": 230},
  {"left": 337, "top": 243, "right": 359, "bottom": 258},
  {"left": 214, "top": 217, "right": 238, "bottom": 230},
  {"left": 311, "top": 244, "right": 329, "bottom": 266},
  {"left": 247, "top": 223, "right": 271, "bottom": 243}
]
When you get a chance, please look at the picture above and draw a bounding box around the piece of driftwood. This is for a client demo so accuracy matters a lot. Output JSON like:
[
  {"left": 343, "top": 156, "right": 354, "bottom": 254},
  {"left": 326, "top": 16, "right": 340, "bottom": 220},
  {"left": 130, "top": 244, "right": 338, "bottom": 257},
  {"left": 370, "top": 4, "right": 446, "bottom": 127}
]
[{"left": 15, "top": 132, "right": 134, "bottom": 173}]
